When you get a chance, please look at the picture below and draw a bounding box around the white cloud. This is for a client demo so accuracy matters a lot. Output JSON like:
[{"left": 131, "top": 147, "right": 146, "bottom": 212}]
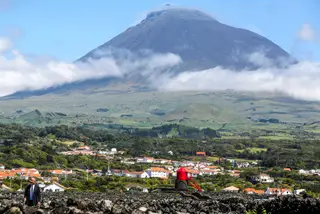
[
  {"left": 157, "top": 58, "right": 320, "bottom": 101},
  {"left": 297, "top": 24, "right": 317, "bottom": 42},
  {"left": 2, "top": 36, "right": 320, "bottom": 102},
  {"left": 0, "top": 37, "right": 10, "bottom": 52},
  {"left": 132, "top": 4, "right": 216, "bottom": 26},
  {"left": 0, "top": 37, "right": 181, "bottom": 96}
]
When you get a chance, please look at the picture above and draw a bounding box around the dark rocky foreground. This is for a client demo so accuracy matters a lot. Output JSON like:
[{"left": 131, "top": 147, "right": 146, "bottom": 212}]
[{"left": 0, "top": 191, "right": 320, "bottom": 214}]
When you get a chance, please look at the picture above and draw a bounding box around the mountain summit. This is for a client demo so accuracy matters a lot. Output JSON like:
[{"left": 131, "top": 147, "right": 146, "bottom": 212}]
[{"left": 78, "top": 7, "right": 293, "bottom": 71}]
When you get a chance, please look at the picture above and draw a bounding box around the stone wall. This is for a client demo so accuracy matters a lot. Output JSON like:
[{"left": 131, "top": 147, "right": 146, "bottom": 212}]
[{"left": 0, "top": 191, "right": 319, "bottom": 214}]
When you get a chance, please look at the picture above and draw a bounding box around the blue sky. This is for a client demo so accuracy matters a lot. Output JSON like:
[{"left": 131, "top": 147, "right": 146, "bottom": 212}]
[{"left": 0, "top": 0, "right": 319, "bottom": 62}]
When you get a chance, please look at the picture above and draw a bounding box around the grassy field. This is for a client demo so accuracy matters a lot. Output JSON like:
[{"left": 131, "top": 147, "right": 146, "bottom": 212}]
[{"left": 1, "top": 90, "right": 320, "bottom": 136}]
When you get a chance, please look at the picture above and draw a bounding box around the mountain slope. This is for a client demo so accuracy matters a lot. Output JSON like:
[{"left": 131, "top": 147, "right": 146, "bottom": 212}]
[
  {"left": 78, "top": 7, "right": 293, "bottom": 71},
  {"left": 4, "top": 7, "right": 295, "bottom": 99}
]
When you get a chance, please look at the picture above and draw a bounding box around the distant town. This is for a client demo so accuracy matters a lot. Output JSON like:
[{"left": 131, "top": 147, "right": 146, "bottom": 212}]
[{"left": 1, "top": 143, "right": 316, "bottom": 196}]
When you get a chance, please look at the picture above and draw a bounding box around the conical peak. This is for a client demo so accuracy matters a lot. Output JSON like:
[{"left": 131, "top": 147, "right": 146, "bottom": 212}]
[{"left": 144, "top": 6, "right": 216, "bottom": 22}]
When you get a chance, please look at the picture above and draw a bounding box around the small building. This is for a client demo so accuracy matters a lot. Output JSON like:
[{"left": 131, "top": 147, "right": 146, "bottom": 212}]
[
  {"left": 136, "top": 157, "right": 154, "bottom": 163},
  {"left": 153, "top": 159, "right": 170, "bottom": 164},
  {"left": 0, "top": 164, "right": 5, "bottom": 170},
  {"left": 294, "top": 189, "right": 306, "bottom": 195},
  {"left": 0, "top": 171, "right": 16, "bottom": 180},
  {"left": 186, "top": 169, "right": 200, "bottom": 178},
  {"left": 196, "top": 152, "right": 206, "bottom": 157},
  {"left": 200, "top": 170, "right": 217, "bottom": 176},
  {"left": 110, "top": 169, "right": 124, "bottom": 176},
  {"left": 251, "top": 173, "right": 274, "bottom": 184},
  {"left": 265, "top": 187, "right": 292, "bottom": 196},
  {"left": 110, "top": 148, "right": 117, "bottom": 154},
  {"left": 77, "top": 146, "right": 91, "bottom": 151},
  {"left": 142, "top": 187, "right": 148, "bottom": 193},
  {"left": 124, "top": 171, "right": 149, "bottom": 179},
  {"left": 43, "top": 182, "right": 66, "bottom": 192},
  {"left": 243, "top": 188, "right": 264, "bottom": 195},
  {"left": 222, "top": 186, "right": 239, "bottom": 192},
  {"left": 146, "top": 167, "right": 170, "bottom": 179}
]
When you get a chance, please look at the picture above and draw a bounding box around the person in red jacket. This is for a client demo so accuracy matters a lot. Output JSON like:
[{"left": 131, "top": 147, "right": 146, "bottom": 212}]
[{"left": 175, "top": 167, "right": 192, "bottom": 190}]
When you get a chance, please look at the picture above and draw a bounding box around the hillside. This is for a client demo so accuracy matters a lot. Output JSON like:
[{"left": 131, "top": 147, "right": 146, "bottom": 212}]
[{"left": 1, "top": 90, "right": 320, "bottom": 139}]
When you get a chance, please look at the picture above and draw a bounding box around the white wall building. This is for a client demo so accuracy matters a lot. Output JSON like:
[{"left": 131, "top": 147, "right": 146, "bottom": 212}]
[
  {"left": 252, "top": 174, "right": 274, "bottom": 184},
  {"left": 294, "top": 189, "right": 306, "bottom": 195},
  {"left": 146, "top": 167, "right": 170, "bottom": 179},
  {"left": 265, "top": 187, "right": 292, "bottom": 195},
  {"left": 124, "top": 171, "right": 149, "bottom": 178},
  {"left": 43, "top": 182, "right": 66, "bottom": 192},
  {"left": 136, "top": 157, "right": 154, "bottom": 163}
]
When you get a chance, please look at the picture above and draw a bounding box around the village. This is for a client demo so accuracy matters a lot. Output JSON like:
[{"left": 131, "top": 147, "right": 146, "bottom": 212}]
[{"left": 0, "top": 145, "right": 312, "bottom": 196}]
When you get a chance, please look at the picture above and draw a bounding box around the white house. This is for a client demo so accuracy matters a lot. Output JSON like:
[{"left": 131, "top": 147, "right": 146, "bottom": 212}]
[
  {"left": 43, "top": 182, "right": 66, "bottom": 192},
  {"left": 186, "top": 169, "right": 200, "bottom": 178},
  {"left": 153, "top": 159, "right": 170, "bottom": 164},
  {"left": 294, "top": 189, "right": 306, "bottom": 195},
  {"left": 111, "top": 169, "right": 124, "bottom": 176},
  {"left": 124, "top": 171, "right": 149, "bottom": 178},
  {"left": 146, "top": 167, "right": 170, "bottom": 179},
  {"left": 136, "top": 157, "right": 154, "bottom": 163},
  {"left": 0, "top": 164, "right": 4, "bottom": 170},
  {"left": 252, "top": 174, "right": 274, "bottom": 184},
  {"left": 265, "top": 188, "right": 292, "bottom": 195},
  {"left": 200, "top": 170, "right": 218, "bottom": 176},
  {"left": 142, "top": 187, "right": 148, "bottom": 193},
  {"left": 110, "top": 148, "right": 117, "bottom": 154}
]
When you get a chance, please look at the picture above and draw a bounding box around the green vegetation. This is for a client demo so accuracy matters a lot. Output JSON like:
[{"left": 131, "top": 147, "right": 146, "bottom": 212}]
[
  {"left": 246, "top": 208, "right": 270, "bottom": 214},
  {"left": 1, "top": 122, "right": 320, "bottom": 195},
  {"left": 236, "top": 147, "right": 267, "bottom": 153},
  {"left": 1, "top": 91, "right": 320, "bottom": 140},
  {"left": 1, "top": 123, "right": 320, "bottom": 170}
]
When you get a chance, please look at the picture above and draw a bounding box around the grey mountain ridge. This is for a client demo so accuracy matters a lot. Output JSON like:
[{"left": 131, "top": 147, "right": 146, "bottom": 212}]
[
  {"left": 4, "top": 7, "right": 295, "bottom": 98},
  {"left": 78, "top": 7, "right": 294, "bottom": 71}
]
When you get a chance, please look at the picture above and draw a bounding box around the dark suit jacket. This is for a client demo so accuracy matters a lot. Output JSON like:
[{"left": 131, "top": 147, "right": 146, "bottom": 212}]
[{"left": 24, "top": 184, "right": 41, "bottom": 205}]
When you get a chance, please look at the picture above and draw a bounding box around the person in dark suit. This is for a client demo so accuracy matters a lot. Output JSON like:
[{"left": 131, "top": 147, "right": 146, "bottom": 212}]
[{"left": 24, "top": 177, "right": 41, "bottom": 207}]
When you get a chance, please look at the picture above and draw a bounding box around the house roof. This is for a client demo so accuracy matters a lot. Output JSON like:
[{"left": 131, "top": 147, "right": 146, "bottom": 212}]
[
  {"left": 47, "top": 169, "right": 72, "bottom": 174},
  {"left": 46, "top": 182, "right": 67, "bottom": 189},
  {"left": 243, "top": 188, "right": 264, "bottom": 195},
  {"left": 268, "top": 188, "right": 292, "bottom": 193},
  {"left": 223, "top": 186, "right": 239, "bottom": 191},
  {"left": 186, "top": 169, "right": 200, "bottom": 174},
  {"left": 125, "top": 171, "right": 145, "bottom": 175},
  {"left": 0, "top": 171, "right": 16, "bottom": 179},
  {"left": 149, "top": 167, "right": 170, "bottom": 173},
  {"left": 196, "top": 152, "right": 206, "bottom": 155}
]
